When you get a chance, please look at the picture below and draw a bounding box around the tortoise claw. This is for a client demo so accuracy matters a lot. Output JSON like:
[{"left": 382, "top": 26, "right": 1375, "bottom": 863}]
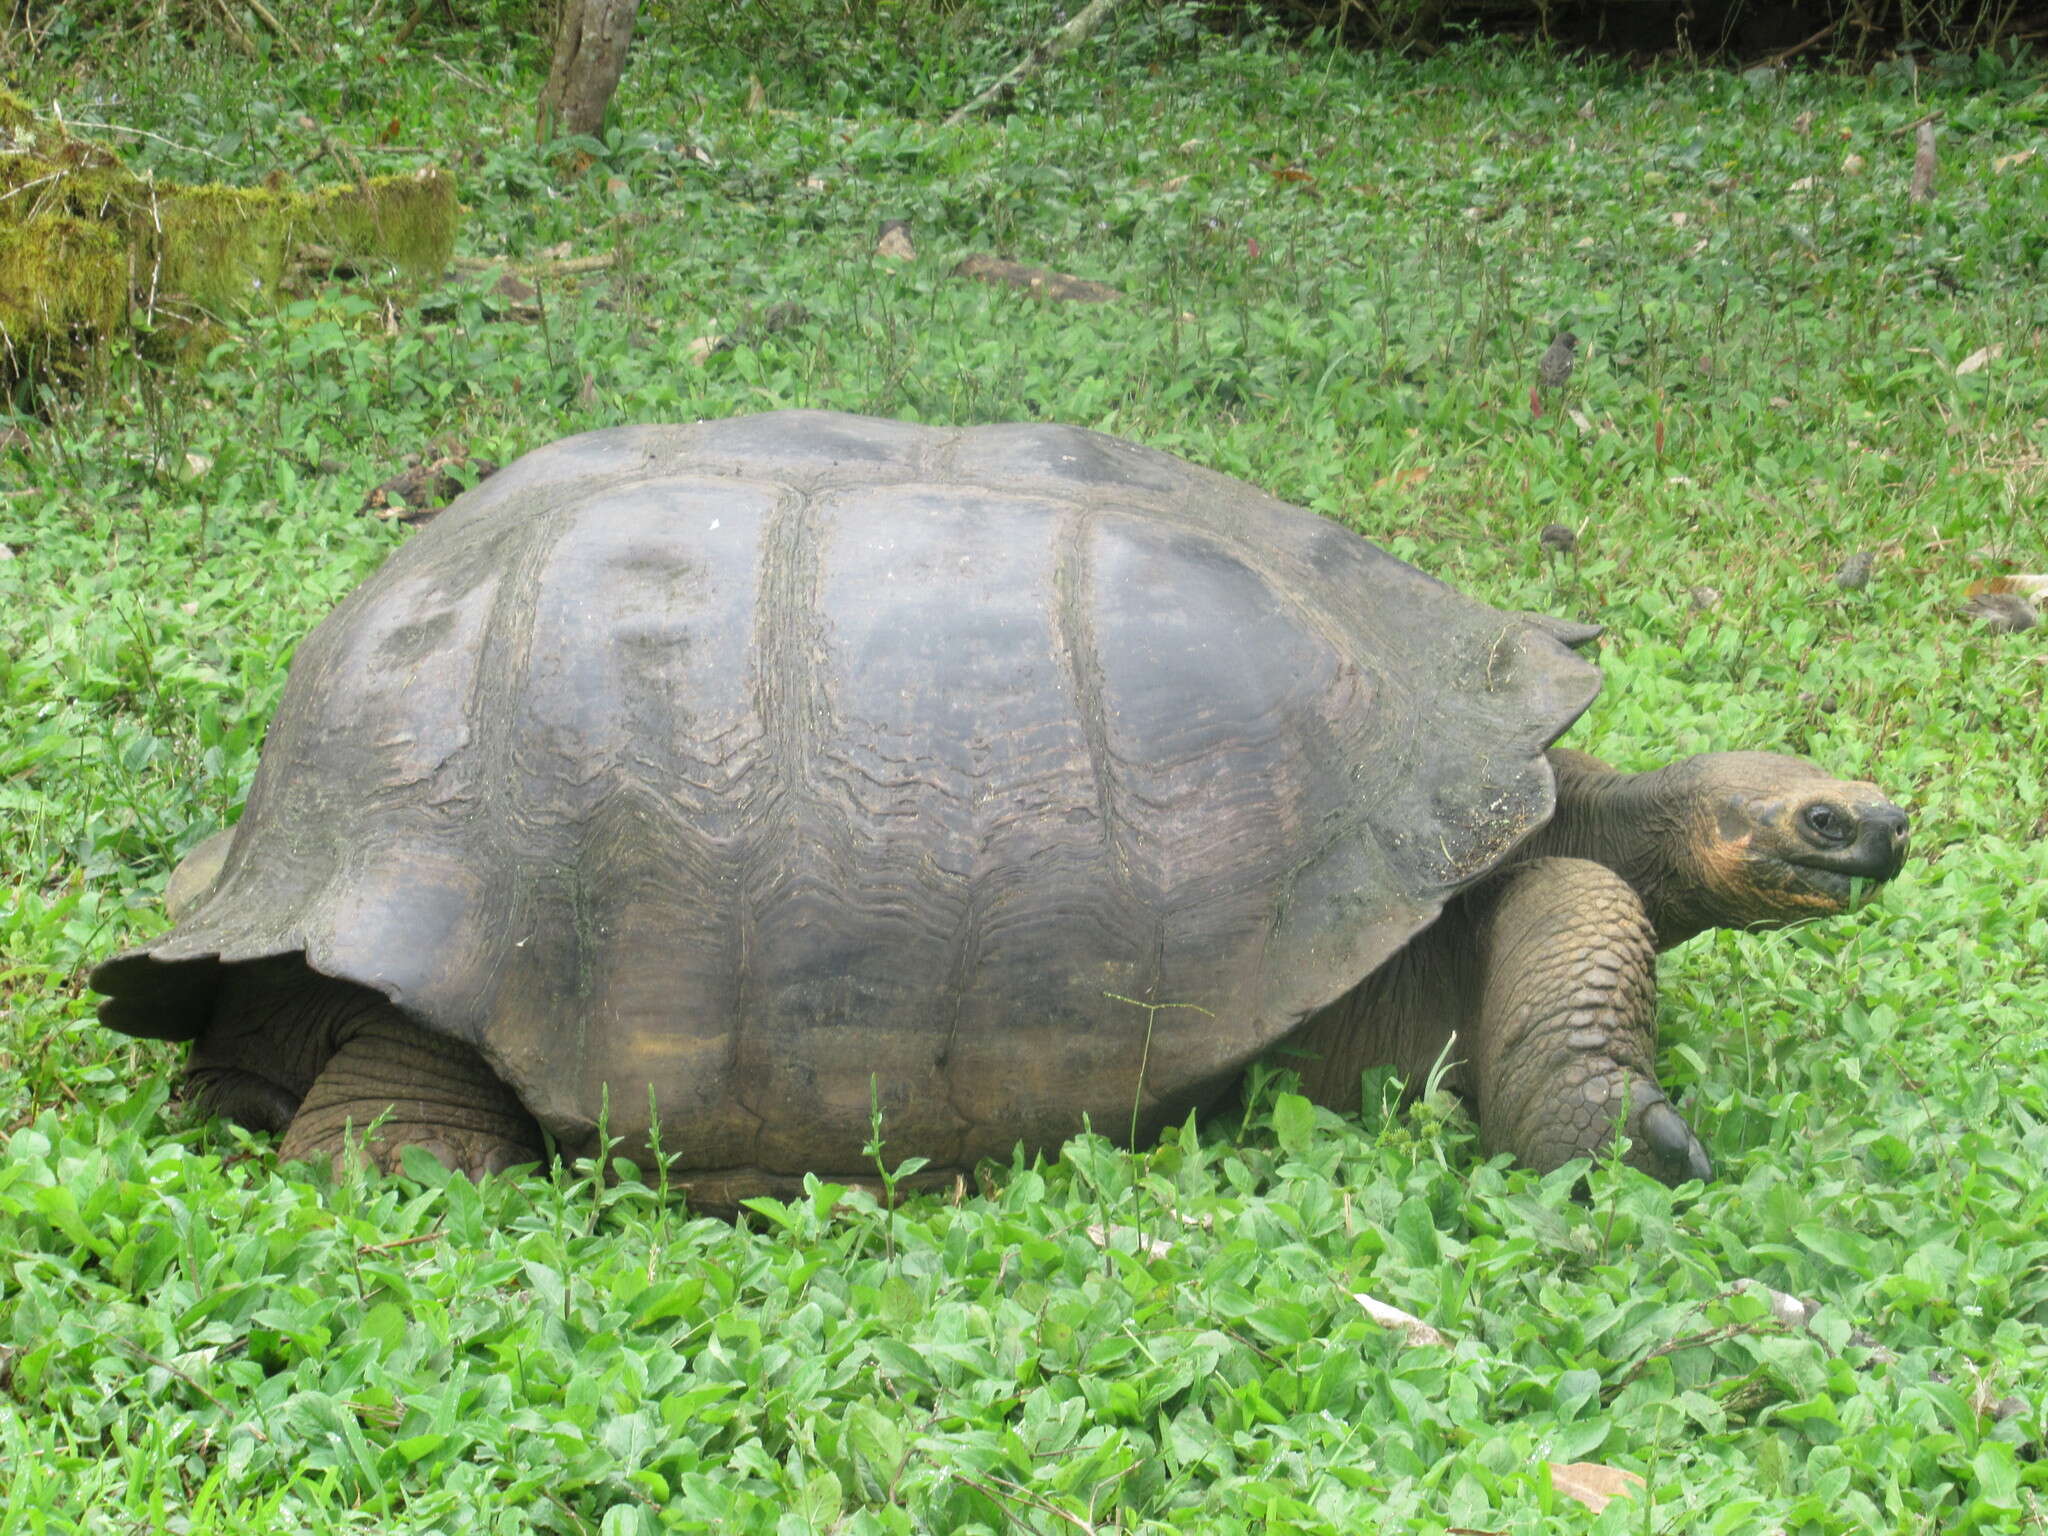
[{"left": 1641, "top": 1100, "right": 1713, "bottom": 1184}]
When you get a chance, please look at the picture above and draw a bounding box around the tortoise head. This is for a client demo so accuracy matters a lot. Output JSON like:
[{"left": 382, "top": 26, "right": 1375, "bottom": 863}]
[{"left": 1670, "top": 752, "right": 1909, "bottom": 932}]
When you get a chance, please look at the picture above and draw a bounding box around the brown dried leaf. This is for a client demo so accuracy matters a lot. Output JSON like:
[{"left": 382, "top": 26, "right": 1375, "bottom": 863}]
[
  {"left": 1966, "top": 574, "right": 2048, "bottom": 598},
  {"left": 1548, "top": 1462, "right": 1645, "bottom": 1514},
  {"left": 1994, "top": 149, "right": 2035, "bottom": 173},
  {"left": 1371, "top": 465, "right": 1432, "bottom": 492},
  {"left": 1351, "top": 1293, "right": 1448, "bottom": 1347},
  {"left": 1268, "top": 163, "right": 1315, "bottom": 185},
  {"left": 1842, "top": 152, "right": 1866, "bottom": 174},
  {"left": 1955, "top": 343, "right": 2002, "bottom": 376},
  {"left": 876, "top": 221, "right": 916, "bottom": 261},
  {"left": 686, "top": 334, "right": 726, "bottom": 365},
  {"left": 745, "top": 75, "right": 767, "bottom": 115},
  {"left": 1735, "top": 1277, "right": 1822, "bottom": 1327},
  {"left": 1085, "top": 1224, "right": 1173, "bottom": 1260}
]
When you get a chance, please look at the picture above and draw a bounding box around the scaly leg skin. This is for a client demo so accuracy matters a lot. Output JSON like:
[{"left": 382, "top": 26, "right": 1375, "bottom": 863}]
[
  {"left": 278, "top": 1011, "right": 546, "bottom": 1181},
  {"left": 186, "top": 956, "right": 543, "bottom": 1181},
  {"left": 185, "top": 956, "right": 376, "bottom": 1136},
  {"left": 1466, "top": 857, "right": 1713, "bottom": 1185}
]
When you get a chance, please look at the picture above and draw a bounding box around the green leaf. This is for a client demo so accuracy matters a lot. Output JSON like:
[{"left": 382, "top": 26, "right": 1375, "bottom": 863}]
[
  {"left": 392, "top": 1432, "right": 446, "bottom": 1464},
  {"left": 1794, "top": 1223, "right": 1880, "bottom": 1278},
  {"left": 360, "top": 1301, "right": 407, "bottom": 1360},
  {"left": 1971, "top": 1443, "right": 2020, "bottom": 1511},
  {"left": 1392, "top": 1197, "right": 1441, "bottom": 1267},
  {"left": 848, "top": 1402, "right": 905, "bottom": 1477},
  {"left": 867, "top": 1339, "right": 934, "bottom": 1385},
  {"left": 1272, "top": 1092, "right": 1314, "bottom": 1155}
]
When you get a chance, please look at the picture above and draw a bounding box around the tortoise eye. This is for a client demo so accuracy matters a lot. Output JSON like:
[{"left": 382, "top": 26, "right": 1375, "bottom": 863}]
[{"left": 1801, "top": 803, "right": 1851, "bottom": 844}]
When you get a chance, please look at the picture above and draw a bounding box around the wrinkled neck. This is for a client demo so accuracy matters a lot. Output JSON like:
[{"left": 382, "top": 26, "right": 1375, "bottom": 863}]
[{"left": 1518, "top": 754, "right": 1706, "bottom": 949}]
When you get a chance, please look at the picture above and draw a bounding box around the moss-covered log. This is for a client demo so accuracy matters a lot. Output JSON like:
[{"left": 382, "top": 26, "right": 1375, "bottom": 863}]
[{"left": 0, "top": 91, "right": 458, "bottom": 382}]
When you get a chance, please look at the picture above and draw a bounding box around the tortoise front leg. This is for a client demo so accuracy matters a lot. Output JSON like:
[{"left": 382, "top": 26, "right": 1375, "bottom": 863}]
[{"left": 1466, "top": 856, "right": 1713, "bottom": 1184}]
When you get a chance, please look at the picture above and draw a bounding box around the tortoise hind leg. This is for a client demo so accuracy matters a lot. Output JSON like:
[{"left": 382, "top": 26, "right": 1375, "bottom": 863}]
[
  {"left": 186, "top": 955, "right": 542, "bottom": 1179},
  {"left": 1468, "top": 856, "right": 1713, "bottom": 1185},
  {"left": 185, "top": 956, "right": 376, "bottom": 1136},
  {"left": 279, "top": 1011, "right": 545, "bottom": 1180}
]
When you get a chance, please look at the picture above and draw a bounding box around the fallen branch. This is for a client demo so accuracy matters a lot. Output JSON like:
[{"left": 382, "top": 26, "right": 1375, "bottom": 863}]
[
  {"left": 294, "top": 247, "right": 616, "bottom": 282},
  {"left": 953, "top": 252, "right": 1121, "bottom": 302},
  {"left": 1910, "top": 121, "right": 1938, "bottom": 204},
  {"left": 451, "top": 251, "right": 617, "bottom": 278},
  {"left": 942, "top": 0, "right": 1127, "bottom": 128}
]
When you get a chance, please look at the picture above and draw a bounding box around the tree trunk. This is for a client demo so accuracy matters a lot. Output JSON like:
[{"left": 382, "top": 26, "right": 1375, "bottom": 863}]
[{"left": 537, "top": 0, "right": 640, "bottom": 144}]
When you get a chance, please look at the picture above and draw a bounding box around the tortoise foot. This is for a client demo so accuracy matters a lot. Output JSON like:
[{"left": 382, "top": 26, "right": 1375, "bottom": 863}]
[
  {"left": 1639, "top": 1099, "right": 1714, "bottom": 1185},
  {"left": 308, "top": 1128, "right": 543, "bottom": 1183},
  {"left": 277, "top": 1012, "right": 543, "bottom": 1182},
  {"left": 1534, "top": 1063, "right": 1711, "bottom": 1186}
]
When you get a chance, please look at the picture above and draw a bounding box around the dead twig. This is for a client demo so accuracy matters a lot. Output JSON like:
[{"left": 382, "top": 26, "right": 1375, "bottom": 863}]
[
  {"left": 108, "top": 1339, "right": 272, "bottom": 1443},
  {"left": 393, "top": 0, "right": 435, "bottom": 47},
  {"left": 951, "top": 1473, "right": 1097, "bottom": 1534},
  {"left": 238, "top": 0, "right": 305, "bottom": 55},
  {"left": 450, "top": 251, "right": 617, "bottom": 278},
  {"left": 205, "top": 0, "right": 257, "bottom": 55},
  {"left": 53, "top": 120, "right": 233, "bottom": 164},
  {"left": 942, "top": 0, "right": 1127, "bottom": 128},
  {"left": 1762, "top": 19, "right": 1840, "bottom": 66}
]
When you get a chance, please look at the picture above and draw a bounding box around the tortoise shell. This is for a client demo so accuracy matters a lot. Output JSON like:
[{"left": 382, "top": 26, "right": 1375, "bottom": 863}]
[{"left": 94, "top": 411, "right": 1599, "bottom": 1181}]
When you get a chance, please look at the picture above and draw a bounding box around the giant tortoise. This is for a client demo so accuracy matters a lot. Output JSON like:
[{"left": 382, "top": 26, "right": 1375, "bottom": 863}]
[{"left": 92, "top": 411, "right": 1909, "bottom": 1203}]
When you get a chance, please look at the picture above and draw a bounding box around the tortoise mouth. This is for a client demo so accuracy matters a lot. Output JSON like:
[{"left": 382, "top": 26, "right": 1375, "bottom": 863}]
[
  {"left": 1785, "top": 863, "right": 1856, "bottom": 909},
  {"left": 1784, "top": 840, "right": 1906, "bottom": 903}
]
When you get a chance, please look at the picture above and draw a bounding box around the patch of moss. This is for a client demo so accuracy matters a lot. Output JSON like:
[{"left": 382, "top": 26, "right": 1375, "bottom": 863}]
[
  {"left": 308, "top": 168, "right": 457, "bottom": 279},
  {"left": 0, "top": 89, "right": 35, "bottom": 136},
  {"left": 0, "top": 105, "right": 458, "bottom": 382},
  {"left": 148, "top": 183, "right": 296, "bottom": 314},
  {"left": 0, "top": 215, "right": 124, "bottom": 379}
]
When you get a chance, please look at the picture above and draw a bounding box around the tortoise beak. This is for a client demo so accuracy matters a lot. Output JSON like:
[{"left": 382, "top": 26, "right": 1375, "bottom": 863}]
[
  {"left": 1794, "top": 797, "right": 1909, "bottom": 885},
  {"left": 1851, "top": 801, "right": 1910, "bottom": 882}
]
